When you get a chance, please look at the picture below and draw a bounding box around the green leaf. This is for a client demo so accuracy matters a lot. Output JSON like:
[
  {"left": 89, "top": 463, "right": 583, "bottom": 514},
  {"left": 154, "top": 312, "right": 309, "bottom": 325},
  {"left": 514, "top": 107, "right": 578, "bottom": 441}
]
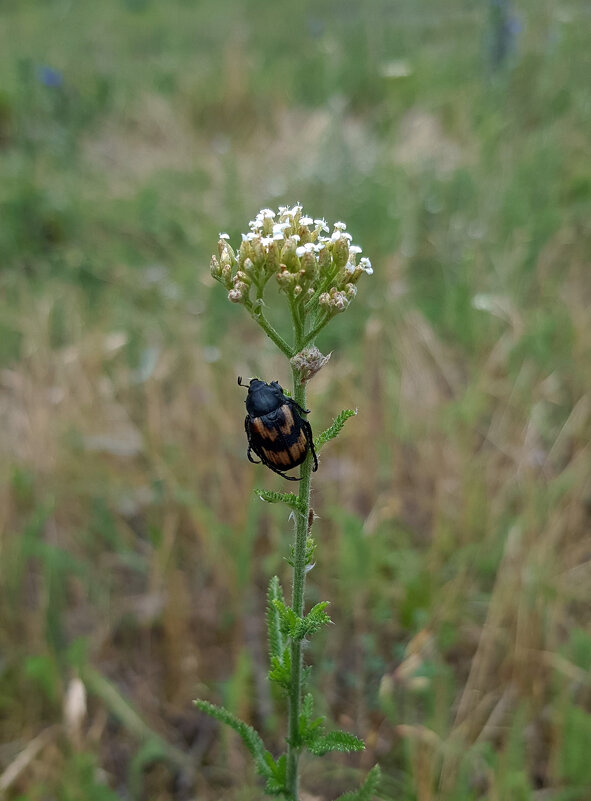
[
  {"left": 315, "top": 409, "right": 357, "bottom": 450},
  {"left": 307, "top": 729, "right": 365, "bottom": 756},
  {"left": 299, "top": 693, "right": 325, "bottom": 743},
  {"left": 263, "top": 753, "right": 288, "bottom": 796},
  {"left": 255, "top": 488, "right": 306, "bottom": 513},
  {"left": 268, "top": 647, "right": 292, "bottom": 690},
  {"left": 294, "top": 601, "right": 332, "bottom": 640},
  {"left": 334, "top": 765, "right": 382, "bottom": 801},
  {"left": 286, "top": 535, "right": 316, "bottom": 568},
  {"left": 266, "top": 576, "right": 285, "bottom": 665},
  {"left": 272, "top": 598, "right": 300, "bottom": 638},
  {"left": 194, "top": 699, "right": 272, "bottom": 778}
]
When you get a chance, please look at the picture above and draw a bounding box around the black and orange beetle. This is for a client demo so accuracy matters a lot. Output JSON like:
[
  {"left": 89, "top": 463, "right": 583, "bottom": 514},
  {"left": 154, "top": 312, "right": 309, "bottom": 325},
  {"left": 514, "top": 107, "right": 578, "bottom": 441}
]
[{"left": 238, "top": 377, "right": 318, "bottom": 481}]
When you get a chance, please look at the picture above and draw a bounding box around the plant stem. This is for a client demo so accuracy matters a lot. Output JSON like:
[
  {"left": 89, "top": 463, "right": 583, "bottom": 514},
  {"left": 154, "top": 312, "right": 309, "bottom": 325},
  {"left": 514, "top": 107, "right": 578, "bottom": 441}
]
[
  {"left": 285, "top": 355, "right": 314, "bottom": 800},
  {"left": 245, "top": 300, "right": 293, "bottom": 358}
]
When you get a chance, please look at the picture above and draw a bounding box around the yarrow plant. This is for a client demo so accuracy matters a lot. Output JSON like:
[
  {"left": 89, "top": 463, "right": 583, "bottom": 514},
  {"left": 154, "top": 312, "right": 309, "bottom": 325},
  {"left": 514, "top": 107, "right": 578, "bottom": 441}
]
[{"left": 196, "top": 205, "right": 380, "bottom": 800}]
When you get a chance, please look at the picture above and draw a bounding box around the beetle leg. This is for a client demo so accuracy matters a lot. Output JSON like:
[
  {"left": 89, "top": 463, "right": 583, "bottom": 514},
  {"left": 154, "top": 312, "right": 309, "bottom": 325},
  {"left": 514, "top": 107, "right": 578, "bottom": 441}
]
[
  {"left": 301, "top": 419, "right": 318, "bottom": 472},
  {"left": 247, "top": 446, "right": 261, "bottom": 464},
  {"left": 245, "top": 417, "right": 261, "bottom": 463},
  {"left": 291, "top": 399, "right": 311, "bottom": 416}
]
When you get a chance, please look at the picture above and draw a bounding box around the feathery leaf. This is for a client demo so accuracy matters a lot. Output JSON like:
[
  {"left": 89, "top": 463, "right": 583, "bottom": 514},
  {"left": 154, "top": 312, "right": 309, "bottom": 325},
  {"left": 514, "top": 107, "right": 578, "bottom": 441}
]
[
  {"left": 334, "top": 765, "right": 382, "bottom": 801},
  {"left": 315, "top": 409, "right": 357, "bottom": 450}
]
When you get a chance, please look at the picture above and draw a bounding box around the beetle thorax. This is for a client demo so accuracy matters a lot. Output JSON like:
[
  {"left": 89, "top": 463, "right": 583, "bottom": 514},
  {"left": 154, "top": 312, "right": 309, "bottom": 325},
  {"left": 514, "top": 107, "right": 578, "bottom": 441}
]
[{"left": 246, "top": 380, "right": 285, "bottom": 417}]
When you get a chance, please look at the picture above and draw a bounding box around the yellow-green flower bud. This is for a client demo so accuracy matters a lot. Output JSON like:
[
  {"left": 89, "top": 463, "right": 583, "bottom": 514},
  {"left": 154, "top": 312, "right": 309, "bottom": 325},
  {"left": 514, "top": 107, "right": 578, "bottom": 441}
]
[
  {"left": 251, "top": 236, "right": 265, "bottom": 268},
  {"left": 210, "top": 255, "right": 222, "bottom": 280},
  {"left": 235, "top": 270, "right": 250, "bottom": 285},
  {"left": 299, "top": 249, "right": 317, "bottom": 280},
  {"left": 281, "top": 238, "right": 300, "bottom": 272},
  {"left": 239, "top": 238, "right": 254, "bottom": 266},
  {"left": 331, "top": 234, "right": 349, "bottom": 269},
  {"left": 221, "top": 264, "right": 233, "bottom": 288},
  {"left": 265, "top": 239, "right": 281, "bottom": 273},
  {"left": 317, "top": 245, "right": 331, "bottom": 271}
]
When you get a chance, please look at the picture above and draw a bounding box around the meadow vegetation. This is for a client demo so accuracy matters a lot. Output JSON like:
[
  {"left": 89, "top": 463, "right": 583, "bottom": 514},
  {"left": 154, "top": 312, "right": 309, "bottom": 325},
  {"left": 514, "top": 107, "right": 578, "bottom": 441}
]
[{"left": 1, "top": 1, "right": 590, "bottom": 799}]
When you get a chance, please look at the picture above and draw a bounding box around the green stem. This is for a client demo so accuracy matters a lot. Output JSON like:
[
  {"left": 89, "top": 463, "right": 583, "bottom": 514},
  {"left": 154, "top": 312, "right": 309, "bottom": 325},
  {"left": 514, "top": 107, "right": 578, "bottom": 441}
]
[
  {"left": 245, "top": 300, "right": 293, "bottom": 357},
  {"left": 285, "top": 363, "right": 313, "bottom": 801},
  {"left": 300, "top": 312, "right": 331, "bottom": 350}
]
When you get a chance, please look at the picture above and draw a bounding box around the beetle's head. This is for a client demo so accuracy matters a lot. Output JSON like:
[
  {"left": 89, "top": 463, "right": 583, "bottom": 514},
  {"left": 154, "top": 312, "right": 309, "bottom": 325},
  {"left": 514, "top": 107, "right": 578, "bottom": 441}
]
[{"left": 240, "top": 378, "right": 285, "bottom": 416}]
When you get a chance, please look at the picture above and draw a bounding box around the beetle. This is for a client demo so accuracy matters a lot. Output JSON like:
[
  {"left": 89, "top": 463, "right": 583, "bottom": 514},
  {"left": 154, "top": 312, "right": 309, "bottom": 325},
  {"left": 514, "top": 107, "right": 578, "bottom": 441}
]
[{"left": 238, "top": 377, "right": 318, "bottom": 481}]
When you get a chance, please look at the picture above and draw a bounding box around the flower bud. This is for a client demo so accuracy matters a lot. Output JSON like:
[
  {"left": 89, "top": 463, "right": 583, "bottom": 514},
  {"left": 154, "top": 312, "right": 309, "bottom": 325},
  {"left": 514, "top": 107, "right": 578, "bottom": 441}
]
[
  {"left": 210, "top": 255, "right": 222, "bottom": 280},
  {"left": 239, "top": 237, "right": 254, "bottom": 266},
  {"left": 235, "top": 270, "right": 250, "bottom": 285},
  {"left": 332, "top": 290, "right": 349, "bottom": 312},
  {"left": 220, "top": 245, "right": 234, "bottom": 269},
  {"left": 299, "top": 249, "right": 317, "bottom": 280},
  {"left": 221, "top": 264, "right": 233, "bottom": 288},
  {"left": 251, "top": 236, "right": 265, "bottom": 268},
  {"left": 291, "top": 346, "right": 332, "bottom": 382},
  {"left": 281, "top": 238, "right": 300, "bottom": 272},
  {"left": 317, "top": 244, "right": 331, "bottom": 272},
  {"left": 228, "top": 290, "right": 241, "bottom": 303},
  {"left": 265, "top": 239, "right": 281, "bottom": 272},
  {"left": 276, "top": 267, "right": 295, "bottom": 291},
  {"left": 331, "top": 234, "right": 349, "bottom": 269}
]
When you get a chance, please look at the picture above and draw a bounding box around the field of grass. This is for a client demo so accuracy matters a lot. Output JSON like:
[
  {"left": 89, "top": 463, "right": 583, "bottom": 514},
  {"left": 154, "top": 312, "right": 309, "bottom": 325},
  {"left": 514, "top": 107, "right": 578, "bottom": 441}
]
[{"left": 1, "top": 0, "right": 591, "bottom": 798}]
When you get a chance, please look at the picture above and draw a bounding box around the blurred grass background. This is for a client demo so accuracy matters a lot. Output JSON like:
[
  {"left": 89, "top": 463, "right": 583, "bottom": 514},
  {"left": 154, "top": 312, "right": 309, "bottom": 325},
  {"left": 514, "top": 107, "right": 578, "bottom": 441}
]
[{"left": 1, "top": 0, "right": 591, "bottom": 798}]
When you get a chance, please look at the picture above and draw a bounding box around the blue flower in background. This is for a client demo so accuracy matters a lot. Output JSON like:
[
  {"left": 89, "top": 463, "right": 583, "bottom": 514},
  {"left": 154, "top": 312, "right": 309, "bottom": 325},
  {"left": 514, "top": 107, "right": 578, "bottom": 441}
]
[
  {"left": 37, "top": 66, "right": 64, "bottom": 88},
  {"left": 487, "top": 0, "right": 522, "bottom": 69}
]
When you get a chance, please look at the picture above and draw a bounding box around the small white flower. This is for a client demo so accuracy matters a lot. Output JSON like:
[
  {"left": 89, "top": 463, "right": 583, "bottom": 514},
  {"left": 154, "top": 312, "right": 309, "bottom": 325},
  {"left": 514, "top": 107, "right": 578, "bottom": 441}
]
[
  {"left": 314, "top": 218, "right": 329, "bottom": 231},
  {"left": 219, "top": 232, "right": 230, "bottom": 240},
  {"left": 300, "top": 216, "right": 314, "bottom": 225},
  {"left": 349, "top": 245, "right": 362, "bottom": 255},
  {"left": 334, "top": 221, "right": 347, "bottom": 230},
  {"left": 359, "top": 257, "right": 373, "bottom": 274}
]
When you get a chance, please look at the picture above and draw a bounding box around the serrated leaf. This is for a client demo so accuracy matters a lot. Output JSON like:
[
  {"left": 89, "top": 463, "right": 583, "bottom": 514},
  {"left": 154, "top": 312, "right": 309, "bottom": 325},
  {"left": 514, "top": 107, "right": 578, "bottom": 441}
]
[
  {"left": 264, "top": 753, "right": 287, "bottom": 795},
  {"left": 268, "top": 647, "right": 291, "bottom": 690},
  {"left": 194, "top": 700, "right": 271, "bottom": 777},
  {"left": 307, "top": 729, "right": 365, "bottom": 756},
  {"left": 272, "top": 598, "right": 300, "bottom": 638},
  {"left": 255, "top": 488, "right": 306, "bottom": 513},
  {"left": 334, "top": 765, "right": 381, "bottom": 801},
  {"left": 267, "top": 576, "right": 285, "bottom": 665},
  {"left": 294, "top": 601, "right": 332, "bottom": 640},
  {"left": 302, "top": 693, "right": 314, "bottom": 719},
  {"left": 315, "top": 409, "right": 357, "bottom": 450},
  {"left": 299, "top": 692, "right": 325, "bottom": 741}
]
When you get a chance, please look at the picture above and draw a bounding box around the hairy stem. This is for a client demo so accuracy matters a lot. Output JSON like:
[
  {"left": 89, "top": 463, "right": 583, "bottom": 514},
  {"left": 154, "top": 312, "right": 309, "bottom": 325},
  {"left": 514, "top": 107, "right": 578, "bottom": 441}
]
[
  {"left": 245, "top": 300, "right": 293, "bottom": 358},
  {"left": 285, "top": 344, "right": 314, "bottom": 800}
]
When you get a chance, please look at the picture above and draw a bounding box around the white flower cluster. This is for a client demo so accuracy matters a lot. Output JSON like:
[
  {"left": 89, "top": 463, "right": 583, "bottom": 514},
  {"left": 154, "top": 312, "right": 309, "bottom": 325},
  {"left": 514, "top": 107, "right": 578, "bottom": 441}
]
[{"left": 210, "top": 205, "right": 372, "bottom": 313}]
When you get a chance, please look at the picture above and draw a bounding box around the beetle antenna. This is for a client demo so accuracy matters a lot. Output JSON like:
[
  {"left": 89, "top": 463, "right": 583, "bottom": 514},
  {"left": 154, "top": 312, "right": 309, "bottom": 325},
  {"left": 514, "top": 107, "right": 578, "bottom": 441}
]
[{"left": 237, "top": 376, "right": 250, "bottom": 388}]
